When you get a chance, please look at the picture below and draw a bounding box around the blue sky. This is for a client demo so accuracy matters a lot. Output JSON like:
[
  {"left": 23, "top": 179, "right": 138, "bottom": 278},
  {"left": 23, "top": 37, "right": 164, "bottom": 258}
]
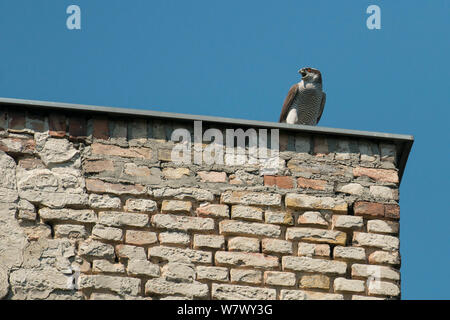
[{"left": 1, "top": 1, "right": 449, "bottom": 299}]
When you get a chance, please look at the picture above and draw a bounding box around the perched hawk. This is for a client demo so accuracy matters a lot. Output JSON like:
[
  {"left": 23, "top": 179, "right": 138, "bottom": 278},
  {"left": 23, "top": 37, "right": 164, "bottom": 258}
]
[{"left": 279, "top": 67, "right": 326, "bottom": 125}]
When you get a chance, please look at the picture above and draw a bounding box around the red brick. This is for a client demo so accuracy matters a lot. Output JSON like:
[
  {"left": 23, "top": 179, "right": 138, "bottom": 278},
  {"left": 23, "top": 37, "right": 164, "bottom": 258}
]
[
  {"left": 69, "top": 117, "right": 87, "bottom": 138},
  {"left": 198, "top": 171, "right": 227, "bottom": 183},
  {"left": 353, "top": 167, "right": 399, "bottom": 184},
  {"left": 84, "top": 160, "right": 115, "bottom": 173},
  {"left": 297, "top": 177, "right": 327, "bottom": 190},
  {"left": 48, "top": 113, "right": 66, "bottom": 137},
  {"left": 92, "top": 118, "right": 110, "bottom": 140},
  {"left": 264, "top": 176, "right": 293, "bottom": 189},
  {"left": 8, "top": 111, "right": 25, "bottom": 130},
  {"left": 384, "top": 204, "right": 400, "bottom": 220},
  {"left": 354, "top": 201, "right": 385, "bottom": 218}
]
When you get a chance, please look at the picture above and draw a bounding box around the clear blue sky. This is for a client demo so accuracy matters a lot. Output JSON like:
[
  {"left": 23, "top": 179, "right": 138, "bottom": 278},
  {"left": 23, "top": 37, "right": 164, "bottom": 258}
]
[{"left": 1, "top": 1, "right": 449, "bottom": 299}]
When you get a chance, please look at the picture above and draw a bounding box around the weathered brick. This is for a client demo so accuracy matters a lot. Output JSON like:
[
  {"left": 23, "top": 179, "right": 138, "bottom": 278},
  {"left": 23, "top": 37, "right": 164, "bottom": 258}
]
[
  {"left": 162, "top": 167, "right": 190, "bottom": 179},
  {"left": 298, "top": 211, "right": 328, "bottom": 227},
  {"left": 79, "top": 275, "right": 141, "bottom": 296},
  {"left": 354, "top": 201, "right": 384, "bottom": 218},
  {"left": 264, "top": 209, "right": 294, "bottom": 225},
  {"left": 86, "top": 179, "right": 146, "bottom": 195},
  {"left": 0, "top": 138, "right": 36, "bottom": 154},
  {"left": 152, "top": 187, "right": 214, "bottom": 201},
  {"left": 297, "top": 243, "right": 330, "bottom": 257},
  {"left": 196, "top": 204, "right": 230, "bottom": 218},
  {"left": 262, "top": 239, "right": 293, "bottom": 255},
  {"left": 368, "top": 251, "right": 400, "bottom": 265},
  {"left": 79, "top": 240, "right": 115, "bottom": 259},
  {"left": 98, "top": 211, "right": 149, "bottom": 227},
  {"left": 333, "top": 246, "right": 366, "bottom": 261},
  {"left": 92, "top": 118, "right": 109, "bottom": 140},
  {"left": 193, "top": 235, "right": 225, "bottom": 250},
  {"left": 125, "top": 230, "right": 157, "bottom": 245},
  {"left": 352, "top": 295, "right": 385, "bottom": 300},
  {"left": 68, "top": 117, "right": 87, "bottom": 138},
  {"left": 353, "top": 232, "right": 399, "bottom": 250},
  {"left": 296, "top": 177, "right": 327, "bottom": 190},
  {"left": 280, "top": 290, "right": 343, "bottom": 300},
  {"left": 384, "top": 204, "right": 400, "bottom": 219},
  {"left": 334, "top": 278, "right": 365, "bottom": 293},
  {"left": 116, "top": 245, "right": 147, "bottom": 260},
  {"left": 196, "top": 266, "right": 229, "bottom": 282},
  {"left": 161, "top": 200, "right": 192, "bottom": 214},
  {"left": 162, "top": 263, "right": 195, "bottom": 283},
  {"left": 128, "top": 259, "right": 160, "bottom": 277},
  {"left": 145, "top": 278, "right": 208, "bottom": 298},
  {"left": 198, "top": 171, "right": 227, "bottom": 183},
  {"left": 282, "top": 256, "right": 347, "bottom": 275},
  {"left": 228, "top": 237, "right": 260, "bottom": 253},
  {"left": 351, "top": 264, "right": 400, "bottom": 281},
  {"left": 264, "top": 271, "right": 296, "bottom": 287},
  {"left": 158, "top": 231, "right": 190, "bottom": 245},
  {"left": 286, "top": 227, "right": 346, "bottom": 245},
  {"left": 125, "top": 198, "right": 157, "bottom": 213},
  {"left": 230, "top": 269, "right": 262, "bottom": 284},
  {"left": 353, "top": 167, "right": 399, "bottom": 183},
  {"left": 48, "top": 113, "right": 67, "bottom": 137},
  {"left": 220, "top": 191, "right": 281, "bottom": 206},
  {"left": 8, "top": 111, "right": 25, "bottom": 130},
  {"left": 299, "top": 275, "right": 330, "bottom": 290},
  {"left": 367, "top": 220, "right": 399, "bottom": 234},
  {"left": 285, "top": 194, "right": 347, "bottom": 213},
  {"left": 212, "top": 284, "right": 276, "bottom": 300},
  {"left": 148, "top": 246, "right": 212, "bottom": 264},
  {"left": 152, "top": 214, "right": 214, "bottom": 232},
  {"left": 368, "top": 280, "right": 400, "bottom": 297},
  {"left": 92, "top": 225, "right": 123, "bottom": 241},
  {"left": 54, "top": 224, "right": 87, "bottom": 239},
  {"left": 370, "top": 186, "right": 396, "bottom": 200},
  {"left": 219, "top": 220, "right": 281, "bottom": 238},
  {"left": 39, "top": 208, "right": 97, "bottom": 224},
  {"left": 231, "top": 205, "right": 263, "bottom": 221},
  {"left": 89, "top": 194, "right": 121, "bottom": 209},
  {"left": 91, "top": 143, "right": 152, "bottom": 159},
  {"left": 332, "top": 215, "right": 363, "bottom": 230},
  {"left": 92, "top": 260, "right": 125, "bottom": 273},
  {"left": 336, "top": 183, "right": 364, "bottom": 195},
  {"left": 215, "top": 251, "right": 279, "bottom": 269},
  {"left": 264, "top": 175, "right": 294, "bottom": 189}
]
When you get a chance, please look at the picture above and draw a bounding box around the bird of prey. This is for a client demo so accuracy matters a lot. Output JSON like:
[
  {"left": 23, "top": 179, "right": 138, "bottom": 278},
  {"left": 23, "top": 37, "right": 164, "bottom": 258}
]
[{"left": 279, "top": 67, "right": 326, "bottom": 125}]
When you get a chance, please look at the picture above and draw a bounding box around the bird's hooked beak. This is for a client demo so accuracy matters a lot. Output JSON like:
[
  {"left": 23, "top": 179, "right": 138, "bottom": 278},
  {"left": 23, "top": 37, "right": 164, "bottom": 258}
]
[{"left": 298, "top": 68, "right": 307, "bottom": 77}]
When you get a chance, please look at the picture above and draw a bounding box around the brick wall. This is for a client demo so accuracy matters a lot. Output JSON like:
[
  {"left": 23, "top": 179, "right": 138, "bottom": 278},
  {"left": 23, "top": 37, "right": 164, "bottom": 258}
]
[{"left": 0, "top": 104, "right": 408, "bottom": 300}]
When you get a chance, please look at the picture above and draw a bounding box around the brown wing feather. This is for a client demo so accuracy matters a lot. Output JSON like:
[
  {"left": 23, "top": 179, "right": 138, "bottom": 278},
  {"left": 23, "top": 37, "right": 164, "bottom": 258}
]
[
  {"left": 316, "top": 92, "right": 326, "bottom": 124},
  {"left": 279, "top": 84, "right": 298, "bottom": 122}
]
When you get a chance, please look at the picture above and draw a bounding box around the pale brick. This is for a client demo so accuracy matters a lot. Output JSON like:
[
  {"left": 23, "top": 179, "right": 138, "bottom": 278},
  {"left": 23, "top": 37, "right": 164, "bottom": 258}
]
[
  {"left": 162, "top": 167, "right": 190, "bottom": 179},
  {"left": 297, "top": 243, "right": 330, "bottom": 257},
  {"left": 228, "top": 237, "right": 260, "bottom": 253},
  {"left": 353, "top": 232, "right": 399, "bottom": 250},
  {"left": 351, "top": 264, "right": 400, "bottom": 281},
  {"left": 369, "top": 186, "right": 396, "bottom": 200},
  {"left": 125, "top": 230, "right": 157, "bottom": 245},
  {"left": 282, "top": 256, "right": 346, "bottom": 275},
  {"left": 98, "top": 211, "right": 149, "bottom": 227},
  {"left": 297, "top": 211, "right": 328, "bottom": 227},
  {"left": 219, "top": 220, "right": 281, "bottom": 238},
  {"left": 332, "top": 215, "right": 363, "bottom": 230},
  {"left": 196, "top": 266, "right": 229, "bottom": 282},
  {"left": 158, "top": 231, "right": 190, "bottom": 245},
  {"left": 353, "top": 167, "right": 398, "bottom": 183},
  {"left": 39, "top": 208, "right": 96, "bottom": 224},
  {"left": 299, "top": 275, "right": 330, "bottom": 290},
  {"left": 88, "top": 194, "right": 121, "bottom": 209},
  {"left": 92, "top": 225, "right": 123, "bottom": 241},
  {"left": 152, "top": 214, "right": 214, "bottom": 232},
  {"left": 231, "top": 205, "right": 263, "bottom": 221},
  {"left": 79, "top": 240, "right": 115, "bottom": 259},
  {"left": 280, "top": 290, "right": 343, "bottom": 300},
  {"left": 116, "top": 245, "right": 147, "bottom": 260},
  {"left": 264, "top": 209, "right": 294, "bottom": 225},
  {"left": 54, "top": 224, "right": 87, "bottom": 239},
  {"left": 336, "top": 183, "right": 364, "bottom": 196},
  {"left": 368, "top": 280, "right": 400, "bottom": 296},
  {"left": 367, "top": 220, "right": 399, "bottom": 234},
  {"left": 127, "top": 259, "right": 160, "bottom": 277},
  {"left": 230, "top": 269, "right": 262, "bottom": 284},
  {"left": 161, "top": 200, "right": 192, "bottom": 213},
  {"left": 212, "top": 284, "right": 276, "bottom": 300},
  {"left": 194, "top": 235, "right": 225, "bottom": 249},
  {"left": 162, "top": 263, "right": 195, "bottom": 283},
  {"left": 198, "top": 171, "right": 227, "bottom": 183},
  {"left": 90, "top": 293, "right": 122, "bottom": 300},
  {"left": 196, "top": 203, "right": 230, "bottom": 218},
  {"left": 79, "top": 275, "right": 141, "bottom": 296},
  {"left": 286, "top": 227, "right": 346, "bottom": 245},
  {"left": 91, "top": 143, "right": 152, "bottom": 159},
  {"left": 333, "top": 246, "right": 366, "bottom": 261},
  {"left": 215, "top": 251, "right": 279, "bottom": 269},
  {"left": 125, "top": 198, "right": 157, "bottom": 212},
  {"left": 152, "top": 187, "right": 214, "bottom": 201},
  {"left": 334, "top": 277, "right": 365, "bottom": 293},
  {"left": 368, "top": 251, "right": 401, "bottom": 265},
  {"left": 285, "top": 194, "right": 347, "bottom": 213},
  {"left": 352, "top": 295, "right": 385, "bottom": 300},
  {"left": 148, "top": 246, "right": 212, "bottom": 264},
  {"left": 221, "top": 191, "right": 281, "bottom": 206},
  {"left": 145, "top": 278, "right": 208, "bottom": 299},
  {"left": 262, "top": 239, "right": 293, "bottom": 255},
  {"left": 92, "top": 260, "right": 125, "bottom": 273},
  {"left": 86, "top": 179, "right": 146, "bottom": 195},
  {"left": 264, "top": 271, "right": 296, "bottom": 287}
]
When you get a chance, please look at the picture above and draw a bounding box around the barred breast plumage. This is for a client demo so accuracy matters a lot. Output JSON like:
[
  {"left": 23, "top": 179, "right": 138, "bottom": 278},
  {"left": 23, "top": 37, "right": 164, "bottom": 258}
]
[{"left": 291, "top": 85, "right": 323, "bottom": 125}]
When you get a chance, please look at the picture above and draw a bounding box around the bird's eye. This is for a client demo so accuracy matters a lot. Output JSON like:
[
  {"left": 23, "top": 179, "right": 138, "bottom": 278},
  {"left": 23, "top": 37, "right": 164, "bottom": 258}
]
[{"left": 307, "top": 68, "right": 312, "bottom": 72}]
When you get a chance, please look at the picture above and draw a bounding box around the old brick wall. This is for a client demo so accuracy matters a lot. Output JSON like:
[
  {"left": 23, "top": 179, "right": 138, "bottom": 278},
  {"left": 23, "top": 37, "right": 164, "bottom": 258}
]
[{"left": 0, "top": 107, "right": 402, "bottom": 300}]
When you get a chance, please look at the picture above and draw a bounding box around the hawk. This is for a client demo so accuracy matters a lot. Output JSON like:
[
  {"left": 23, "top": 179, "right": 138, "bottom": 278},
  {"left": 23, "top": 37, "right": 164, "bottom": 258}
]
[{"left": 279, "top": 67, "right": 326, "bottom": 125}]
